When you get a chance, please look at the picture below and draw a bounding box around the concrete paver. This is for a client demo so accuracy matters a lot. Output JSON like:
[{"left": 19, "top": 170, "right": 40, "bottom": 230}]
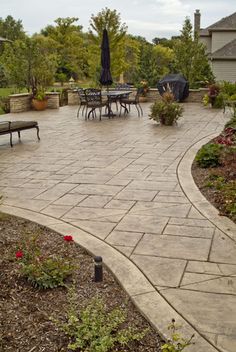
[{"left": 0, "top": 103, "right": 235, "bottom": 351}]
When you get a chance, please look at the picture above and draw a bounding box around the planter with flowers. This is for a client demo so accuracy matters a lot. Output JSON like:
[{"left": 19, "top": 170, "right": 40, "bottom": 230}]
[
  {"left": 31, "top": 89, "right": 48, "bottom": 111},
  {"left": 137, "top": 80, "right": 149, "bottom": 102},
  {"left": 149, "top": 92, "right": 184, "bottom": 126}
]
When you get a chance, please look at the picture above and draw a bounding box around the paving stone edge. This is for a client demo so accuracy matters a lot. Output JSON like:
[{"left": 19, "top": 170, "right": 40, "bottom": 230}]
[{"left": 178, "top": 133, "right": 236, "bottom": 242}]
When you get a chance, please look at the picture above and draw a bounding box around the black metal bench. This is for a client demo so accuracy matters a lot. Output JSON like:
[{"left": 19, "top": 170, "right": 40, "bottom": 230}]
[{"left": 0, "top": 121, "right": 40, "bottom": 147}]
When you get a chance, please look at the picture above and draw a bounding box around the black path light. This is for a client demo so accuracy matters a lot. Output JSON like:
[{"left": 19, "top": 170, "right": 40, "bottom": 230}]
[{"left": 94, "top": 256, "right": 103, "bottom": 282}]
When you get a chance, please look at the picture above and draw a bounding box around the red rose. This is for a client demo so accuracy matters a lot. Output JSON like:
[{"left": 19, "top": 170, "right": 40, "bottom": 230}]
[
  {"left": 16, "top": 250, "right": 23, "bottom": 259},
  {"left": 64, "top": 235, "right": 73, "bottom": 242}
]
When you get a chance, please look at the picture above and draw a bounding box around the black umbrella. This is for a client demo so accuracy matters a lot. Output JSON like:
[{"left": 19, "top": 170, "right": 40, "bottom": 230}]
[{"left": 99, "top": 29, "right": 113, "bottom": 86}]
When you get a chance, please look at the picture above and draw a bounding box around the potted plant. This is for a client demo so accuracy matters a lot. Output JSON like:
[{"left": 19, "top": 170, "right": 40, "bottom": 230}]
[
  {"left": 149, "top": 92, "right": 184, "bottom": 125},
  {"left": 137, "top": 80, "right": 149, "bottom": 102},
  {"left": 31, "top": 88, "right": 48, "bottom": 111}
]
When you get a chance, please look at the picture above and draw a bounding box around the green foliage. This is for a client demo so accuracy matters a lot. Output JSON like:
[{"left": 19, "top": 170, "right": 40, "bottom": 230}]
[
  {"left": 150, "top": 93, "right": 184, "bottom": 125},
  {"left": 173, "top": 18, "right": 214, "bottom": 86},
  {"left": 161, "top": 319, "right": 194, "bottom": 352},
  {"left": 219, "top": 81, "right": 236, "bottom": 96},
  {"left": 205, "top": 174, "right": 226, "bottom": 190},
  {"left": 17, "top": 234, "right": 75, "bottom": 289},
  {"left": 0, "top": 36, "right": 57, "bottom": 94},
  {"left": 0, "top": 15, "right": 26, "bottom": 41},
  {"left": 88, "top": 7, "right": 128, "bottom": 82},
  {"left": 0, "top": 96, "right": 10, "bottom": 113},
  {"left": 213, "top": 92, "right": 227, "bottom": 109},
  {"left": 195, "top": 143, "right": 223, "bottom": 168},
  {"left": 20, "top": 256, "right": 74, "bottom": 289},
  {"left": 202, "top": 94, "right": 210, "bottom": 106},
  {"left": 225, "top": 116, "right": 236, "bottom": 129},
  {"left": 41, "top": 17, "right": 88, "bottom": 81},
  {"left": 33, "top": 89, "right": 47, "bottom": 101},
  {"left": 55, "top": 291, "right": 147, "bottom": 352}
]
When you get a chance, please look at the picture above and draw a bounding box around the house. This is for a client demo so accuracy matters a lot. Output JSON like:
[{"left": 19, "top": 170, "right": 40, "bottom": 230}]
[{"left": 195, "top": 10, "right": 236, "bottom": 82}]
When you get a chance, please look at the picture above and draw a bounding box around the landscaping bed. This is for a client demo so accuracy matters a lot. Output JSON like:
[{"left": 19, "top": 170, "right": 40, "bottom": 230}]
[
  {"left": 0, "top": 212, "right": 163, "bottom": 352},
  {"left": 192, "top": 116, "right": 236, "bottom": 224}
]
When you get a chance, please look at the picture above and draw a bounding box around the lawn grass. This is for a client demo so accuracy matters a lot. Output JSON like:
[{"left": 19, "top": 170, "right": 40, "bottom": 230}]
[{"left": 0, "top": 87, "right": 27, "bottom": 97}]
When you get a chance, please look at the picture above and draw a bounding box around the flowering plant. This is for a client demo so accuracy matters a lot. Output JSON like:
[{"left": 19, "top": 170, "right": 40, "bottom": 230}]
[
  {"left": 15, "top": 234, "right": 76, "bottom": 289},
  {"left": 137, "top": 80, "right": 149, "bottom": 96}
]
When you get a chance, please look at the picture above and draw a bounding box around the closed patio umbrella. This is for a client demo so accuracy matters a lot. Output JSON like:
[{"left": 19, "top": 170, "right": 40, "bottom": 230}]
[{"left": 99, "top": 29, "right": 113, "bottom": 86}]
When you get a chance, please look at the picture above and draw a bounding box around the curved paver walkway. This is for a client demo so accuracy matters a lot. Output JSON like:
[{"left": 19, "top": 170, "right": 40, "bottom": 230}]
[{"left": 0, "top": 103, "right": 236, "bottom": 352}]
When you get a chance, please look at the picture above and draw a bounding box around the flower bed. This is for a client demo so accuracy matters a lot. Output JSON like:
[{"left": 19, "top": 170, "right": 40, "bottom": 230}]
[{"left": 192, "top": 116, "right": 236, "bottom": 223}]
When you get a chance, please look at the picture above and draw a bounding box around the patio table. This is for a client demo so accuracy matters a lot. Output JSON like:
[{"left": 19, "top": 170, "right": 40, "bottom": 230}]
[{"left": 102, "top": 90, "right": 132, "bottom": 117}]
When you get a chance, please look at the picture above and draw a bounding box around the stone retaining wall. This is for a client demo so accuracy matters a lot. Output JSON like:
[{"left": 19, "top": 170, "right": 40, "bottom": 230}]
[
  {"left": 67, "top": 88, "right": 208, "bottom": 106},
  {"left": 46, "top": 92, "right": 60, "bottom": 109},
  {"left": 9, "top": 88, "right": 208, "bottom": 113},
  {"left": 68, "top": 90, "right": 79, "bottom": 105},
  {"left": 10, "top": 93, "right": 32, "bottom": 113},
  {"left": 9, "top": 92, "right": 60, "bottom": 113}
]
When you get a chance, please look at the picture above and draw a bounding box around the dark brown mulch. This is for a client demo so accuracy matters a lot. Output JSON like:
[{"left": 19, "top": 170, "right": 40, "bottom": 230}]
[
  {"left": 192, "top": 149, "right": 236, "bottom": 224},
  {"left": 0, "top": 212, "right": 163, "bottom": 352}
]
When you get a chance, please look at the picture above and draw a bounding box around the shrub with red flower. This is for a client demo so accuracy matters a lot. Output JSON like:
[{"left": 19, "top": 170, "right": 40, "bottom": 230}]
[
  {"left": 214, "top": 127, "right": 236, "bottom": 146},
  {"left": 16, "top": 250, "right": 23, "bottom": 259},
  {"left": 15, "top": 234, "right": 76, "bottom": 289},
  {"left": 64, "top": 235, "right": 73, "bottom": 242}
]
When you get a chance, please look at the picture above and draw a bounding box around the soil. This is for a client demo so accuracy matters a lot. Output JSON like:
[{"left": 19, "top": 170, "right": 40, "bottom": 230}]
[
  {"left": 192, "top": 147, "right": 236, "bottom": 224},
  {"left": 0, "top": 212, "right": 163, "bottom": 352}
]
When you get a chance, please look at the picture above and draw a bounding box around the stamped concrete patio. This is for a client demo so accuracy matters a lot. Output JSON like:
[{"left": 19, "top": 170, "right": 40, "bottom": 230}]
[{"left": 0, "top": 103, "right": 236, "bottom": 352}]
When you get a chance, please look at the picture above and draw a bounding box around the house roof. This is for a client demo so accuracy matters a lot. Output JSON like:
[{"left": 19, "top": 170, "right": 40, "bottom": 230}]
[
  {"left": 208, "top": 11, "right": 236, "bottom": 30},
  {"left": 200, "top": 12, "right": 236, "bottom": 36},
  {"left": 212, "top": 38, "right": 236, "bottom": 59}
]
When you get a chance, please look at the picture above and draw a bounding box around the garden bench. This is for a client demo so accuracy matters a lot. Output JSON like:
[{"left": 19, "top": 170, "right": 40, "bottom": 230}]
[{"left": 0, "top": 121, "right": 40, "bottom": 147}]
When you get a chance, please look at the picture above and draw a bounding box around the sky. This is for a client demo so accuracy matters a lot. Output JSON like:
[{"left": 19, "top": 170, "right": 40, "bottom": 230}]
[{"left": 1, "top": 0, "right": 236, "bottom": 42}]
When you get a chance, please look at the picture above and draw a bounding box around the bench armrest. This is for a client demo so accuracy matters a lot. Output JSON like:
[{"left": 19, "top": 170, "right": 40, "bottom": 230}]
[{"left": 0, "top": 121, "right": 11, "bottom": 130}]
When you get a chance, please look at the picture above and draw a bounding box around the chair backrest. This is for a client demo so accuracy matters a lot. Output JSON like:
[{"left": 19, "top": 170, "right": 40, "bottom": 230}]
[
  {"left": 134, "top": 88, "right": 143, "bottom": 102},
  {"left": 84, "top": 88, "right": 102, "bottom": 103},
  {"left": 115, "top": 83, "right": 131, "bottom": 91},
  {"left": 77, "top": 88, "right": 86, "bottom": 103}
]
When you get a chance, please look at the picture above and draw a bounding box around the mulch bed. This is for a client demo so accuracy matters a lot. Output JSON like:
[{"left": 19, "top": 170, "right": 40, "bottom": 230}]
[
  {"left": 192, "top": 148, "right": 236, "bottom": 224},
  {"left": 0, "top": 212, "right": 163, "bottom": 352}
]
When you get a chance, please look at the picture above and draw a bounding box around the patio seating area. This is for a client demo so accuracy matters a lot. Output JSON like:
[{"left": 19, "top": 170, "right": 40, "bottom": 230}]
[
  {"left": 0, "top": 103, "right": 236, "bottom": 352},
  {"left": 76, "top": 87, "right": 141, "bottom": 120}
]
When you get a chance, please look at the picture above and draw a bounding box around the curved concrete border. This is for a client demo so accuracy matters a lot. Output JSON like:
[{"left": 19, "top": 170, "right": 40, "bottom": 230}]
[
  {"left": 0, "top": 203, "right": 218, "bottom": 352},
  {"left": 178, "top": 133, "right": 236, "bottom": 242}
]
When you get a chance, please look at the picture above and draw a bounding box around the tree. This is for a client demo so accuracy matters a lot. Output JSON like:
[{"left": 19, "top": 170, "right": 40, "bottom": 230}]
[
  {"left": 0, "top": 36, "right": 57, "bottom": 93},
  {"left": 173, "top": 18, "right": 214, "bottom": 86},
  {"left": 0, "top": 15, "right": 25, "bottom": 41},
  {"left": 88, "top": 7, "right": 127, "bottom": 81},
  {"left": 41, "top": 17, "right": 88, "bottom": 80},
  {"left": 153, "top": 44, "right": 175, "bottom": 79},
  {"left": 152, "top": 37, "right": 175, "bottom": 49}
]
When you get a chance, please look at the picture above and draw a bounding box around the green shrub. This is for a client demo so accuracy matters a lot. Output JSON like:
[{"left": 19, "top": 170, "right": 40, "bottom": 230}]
[
  {"left": 161, "top": 319, "right": 194, "bottom": 352},
  {"left": 195, "top": 143, "right": 223, "bottom": 168},
  {"left": 0, "top": 97, "right": 10, "bottom": 114},
  {"left": 225, "top": 116, "right": 236, "bottom": 129},
  {"left": 20, "top": 256, "right": 74, "bottom": 289},
  {"left": 219, "top": 81, "right": 236, "bottom": 96},
  {"left": 202, "top": 94, "right": 210, "bottom": 106},
  {"left": 54, "top": 291, "right": 147, "bottom": 352},
  {"left": 150, "top": 94, "right": 183, "bottom": 126},
  {"left": 213, "top": 92, "right": 228, "bottom": 109},
  {"left": 16, "top": 234, "right": 75, "bottom": 289}
]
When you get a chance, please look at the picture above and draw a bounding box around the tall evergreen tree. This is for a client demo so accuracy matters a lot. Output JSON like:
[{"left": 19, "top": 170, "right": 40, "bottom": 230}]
[{"left": 173, "top": 18, "right": 214, "bottom": 86}]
